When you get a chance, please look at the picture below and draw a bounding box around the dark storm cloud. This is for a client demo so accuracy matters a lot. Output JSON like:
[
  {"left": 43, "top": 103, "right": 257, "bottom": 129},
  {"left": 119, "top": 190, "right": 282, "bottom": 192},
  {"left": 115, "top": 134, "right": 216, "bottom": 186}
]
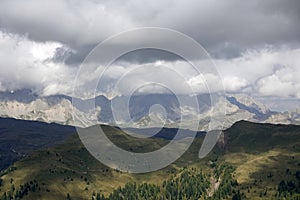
[
  {"left": 61, "top": 45, "right": 96, "bottom": 66},
  {"left": 0, "top": 0, "right": 300, "bottom": 62},
  {"left": 115, "top": 49, "right": 181, "bottom": 64},
  {"left": 62, "top": 46, "right": 181, "bottom": 66}
]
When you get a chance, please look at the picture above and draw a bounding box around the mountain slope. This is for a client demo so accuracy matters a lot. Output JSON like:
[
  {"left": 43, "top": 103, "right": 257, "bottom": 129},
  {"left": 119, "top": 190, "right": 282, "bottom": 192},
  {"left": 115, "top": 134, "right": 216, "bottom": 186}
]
[
  {"left": 0, "top": 118, "right": 75, "bottom": 170},
  {"left": 0, "top": 121, "right": 300, "bottom": 199},
  {"left": 0, "top": 124, "right": 206, "bottom": 199}
]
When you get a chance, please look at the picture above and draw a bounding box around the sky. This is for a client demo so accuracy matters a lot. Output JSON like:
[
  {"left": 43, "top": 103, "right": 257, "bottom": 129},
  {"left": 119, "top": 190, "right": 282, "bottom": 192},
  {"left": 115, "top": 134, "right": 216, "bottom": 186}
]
[{"left": 0, "top": 0, "right": 300, "bottom": 110}]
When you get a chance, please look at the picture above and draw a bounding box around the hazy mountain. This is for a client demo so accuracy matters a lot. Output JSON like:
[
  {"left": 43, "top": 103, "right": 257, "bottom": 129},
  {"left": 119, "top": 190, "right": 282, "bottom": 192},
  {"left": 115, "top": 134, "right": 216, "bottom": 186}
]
[
  {"left": 0, "top": 89, "right": 38, "bottom": 103},
  {"left": 0, "top": 89, "right": 299, "bottom": 130},
  {"left": 226, "top": 94, "right": 275, "bottom": 120},
  {"left": 264, "top": 109, "right": 300, "bottom": 125},
  {"left": 0, "top": 92, "right": 97, "bottom": 128}
]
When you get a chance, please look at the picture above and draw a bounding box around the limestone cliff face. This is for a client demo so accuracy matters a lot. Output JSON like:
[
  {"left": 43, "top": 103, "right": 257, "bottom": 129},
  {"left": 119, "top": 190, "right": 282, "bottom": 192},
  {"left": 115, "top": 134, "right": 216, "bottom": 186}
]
[
  {"left": 0, "top": 98, "right": 97, "bottom": 127},
  {"left": 0, "top": 90, "right": 299, "bottom": 130}
]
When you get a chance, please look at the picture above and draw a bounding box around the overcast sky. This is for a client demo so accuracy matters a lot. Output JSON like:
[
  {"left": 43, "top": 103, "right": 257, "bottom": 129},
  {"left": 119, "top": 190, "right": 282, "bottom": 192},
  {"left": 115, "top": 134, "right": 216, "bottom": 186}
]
[{"left": 0, "top": 0, "right": 300, "bottom": 108}]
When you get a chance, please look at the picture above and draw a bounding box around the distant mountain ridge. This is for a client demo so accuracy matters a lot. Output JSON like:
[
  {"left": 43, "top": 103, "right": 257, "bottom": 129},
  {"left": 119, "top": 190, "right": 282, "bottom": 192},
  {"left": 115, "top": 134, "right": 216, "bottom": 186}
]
[{"left": 0, "top": 89, "right": 299, "bottom": 130}]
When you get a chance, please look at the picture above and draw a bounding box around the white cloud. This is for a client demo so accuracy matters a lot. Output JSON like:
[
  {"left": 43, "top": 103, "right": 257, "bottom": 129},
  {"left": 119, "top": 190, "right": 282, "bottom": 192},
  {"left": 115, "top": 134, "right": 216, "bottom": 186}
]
[
  {"left": 187, "top": 73, "right": 223, "bottom": 94},
  {"left": 215, "top": 47, "right": 300, "bottom": 97},
  {"left": 1, "top": 31, "right": 300, "bottom": 100},
  {"left": 223, "top": 76, "right": 247, "bottom": 92},
  {"left": 257, "top": 67, "right": 300, "bottom": 98},
  {"left": 0, "top": 31, "right": 75, "bottom": 96}
]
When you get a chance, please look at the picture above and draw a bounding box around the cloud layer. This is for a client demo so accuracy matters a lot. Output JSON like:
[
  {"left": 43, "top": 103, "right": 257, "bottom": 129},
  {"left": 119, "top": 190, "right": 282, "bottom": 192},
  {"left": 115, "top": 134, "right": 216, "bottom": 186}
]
[
  {"left": 0, "top": 32, "right": 75, "bottom": 95},
  {"left": 1, "top": 0, "right": 300, "bottom": 59},
  {"left": 0, "top": 0, "right": 300, "bottom": 102}
]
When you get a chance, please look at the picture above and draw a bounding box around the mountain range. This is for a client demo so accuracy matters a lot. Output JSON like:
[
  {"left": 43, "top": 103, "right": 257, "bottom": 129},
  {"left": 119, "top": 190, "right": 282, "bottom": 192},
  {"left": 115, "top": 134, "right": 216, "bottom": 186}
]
[{"left": 1, "top": 89, "right": 299, "bottom": 130}]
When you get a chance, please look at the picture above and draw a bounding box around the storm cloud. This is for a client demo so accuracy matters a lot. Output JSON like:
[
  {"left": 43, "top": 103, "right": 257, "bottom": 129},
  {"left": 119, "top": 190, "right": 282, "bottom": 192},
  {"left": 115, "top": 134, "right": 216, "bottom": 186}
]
[
  {"left": 0, "top": 0, "right": 300, "bottom": 103},
  {"left": 1, "top": 0, "right": 300, "bottom": 58}
]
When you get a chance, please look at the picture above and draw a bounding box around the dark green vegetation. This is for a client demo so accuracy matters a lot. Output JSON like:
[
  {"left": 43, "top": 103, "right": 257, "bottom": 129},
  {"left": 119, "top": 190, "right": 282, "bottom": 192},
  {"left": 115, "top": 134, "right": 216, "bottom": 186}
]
[
  {"left": 0, "top": 120, "right": 300, "bottom": 199},
  {"left": 0, "top": 118, "right": 75, "bottom": 170},
  {"left": 92, "top": 164, "right": 240, "bottom": 200},
  {"left": 90, "top": 164, "right": 241, "bottom": 200}
]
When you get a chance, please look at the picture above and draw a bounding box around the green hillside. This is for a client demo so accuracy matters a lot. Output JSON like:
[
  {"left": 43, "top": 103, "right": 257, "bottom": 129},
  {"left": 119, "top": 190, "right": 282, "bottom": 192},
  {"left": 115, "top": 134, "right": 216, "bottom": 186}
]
[{"left": 0, "top": 121, "right": 300, "bottom": 199}]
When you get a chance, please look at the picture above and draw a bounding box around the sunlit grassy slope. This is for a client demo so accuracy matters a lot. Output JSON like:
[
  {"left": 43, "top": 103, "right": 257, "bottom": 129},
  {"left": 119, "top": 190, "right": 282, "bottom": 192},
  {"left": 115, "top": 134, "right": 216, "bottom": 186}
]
[
  {"left": 222, "top": 121, "right": 300, "bottom": 199},
  {"left": 0, "top": 121, "right": 300, "bottom": 199}
]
